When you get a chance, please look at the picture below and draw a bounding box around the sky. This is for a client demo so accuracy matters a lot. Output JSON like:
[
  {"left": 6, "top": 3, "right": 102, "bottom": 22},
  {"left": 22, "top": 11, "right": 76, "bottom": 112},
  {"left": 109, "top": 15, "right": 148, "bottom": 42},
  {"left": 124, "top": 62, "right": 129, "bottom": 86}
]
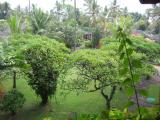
[{"left": 0, "top": 0, "right": 152, "bottom": 14}]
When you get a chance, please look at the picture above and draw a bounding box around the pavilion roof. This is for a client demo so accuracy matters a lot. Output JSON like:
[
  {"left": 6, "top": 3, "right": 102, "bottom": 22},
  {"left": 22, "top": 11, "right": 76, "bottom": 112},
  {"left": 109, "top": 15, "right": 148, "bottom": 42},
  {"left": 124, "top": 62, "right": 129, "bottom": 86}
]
[{"left": 140, "top": 0, "right": 160, "bottom": 4}]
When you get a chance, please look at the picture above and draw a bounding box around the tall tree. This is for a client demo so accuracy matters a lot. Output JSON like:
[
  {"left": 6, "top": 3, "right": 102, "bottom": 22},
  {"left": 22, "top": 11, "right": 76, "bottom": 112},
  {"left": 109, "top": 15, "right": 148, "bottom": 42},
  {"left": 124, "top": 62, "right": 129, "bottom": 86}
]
[
  {"left": 84, "top": 0, "right": 100, "bottom": 27},
  {"left": 30, "top": 5, "right": 50, "bottom": 34},
  {"left": 147, "top": 4, "right": 160, "bottom": 34}
]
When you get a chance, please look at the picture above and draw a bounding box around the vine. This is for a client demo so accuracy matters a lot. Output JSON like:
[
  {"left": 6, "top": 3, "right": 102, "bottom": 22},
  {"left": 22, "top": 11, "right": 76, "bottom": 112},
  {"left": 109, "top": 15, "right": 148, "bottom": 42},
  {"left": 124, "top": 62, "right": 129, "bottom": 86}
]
[{"left": 117, "top": 27, "right": 142, "bottom": 120}]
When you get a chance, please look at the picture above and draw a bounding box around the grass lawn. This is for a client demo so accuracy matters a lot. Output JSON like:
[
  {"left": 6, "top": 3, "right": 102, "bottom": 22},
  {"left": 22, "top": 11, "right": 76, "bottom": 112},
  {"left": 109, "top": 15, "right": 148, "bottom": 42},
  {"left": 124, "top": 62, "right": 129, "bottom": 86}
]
[
  {"left": 0, "top": 77, "right": 159, "bottom": 120},
  {"left": 148, "top": 84, "right": 160, "bottom": 104}
]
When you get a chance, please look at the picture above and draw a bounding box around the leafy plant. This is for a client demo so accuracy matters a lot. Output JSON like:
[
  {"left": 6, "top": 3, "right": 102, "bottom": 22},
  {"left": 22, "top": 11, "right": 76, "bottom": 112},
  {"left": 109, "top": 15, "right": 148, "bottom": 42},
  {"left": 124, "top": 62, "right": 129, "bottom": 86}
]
[
  {"left": 24, "top": 45, "right": 59, "bottom": 105},
  {"left": 92, "top": 28, "right": 101, "bottom": 48},
  {"left": 5, "top": 34, "right": 70, "bottom": 105},
  {"left": 131, "top": 36, "right": 160, "bottom": 64},
  {"left": 0, "top": 89, "right": 25, "bottom": 115},
  {"left": 100, "top": 35, "right": 160, "bottom": 64},
  {"left": 117, "top": 27, "right": 143, "bottom": 120},
  {"left": 30, "top": 5, "right": 50, "bottom": 34},
  {"left": 7, "top": 15, "right": 22, "bottom": 34},
  {"left": 60, "top": 49, "right": 121, "bottom": 118}
]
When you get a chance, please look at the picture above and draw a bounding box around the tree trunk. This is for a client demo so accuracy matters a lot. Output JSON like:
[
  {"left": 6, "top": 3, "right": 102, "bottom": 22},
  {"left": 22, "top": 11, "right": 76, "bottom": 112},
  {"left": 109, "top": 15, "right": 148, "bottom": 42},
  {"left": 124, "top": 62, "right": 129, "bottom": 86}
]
[
  {"left": 11, "top": 110, "right": 16, "bottom": 116},
  {"left": 41, "top": 94, "right": 48, "bottom": 105},
  {"left": 13, "top": 71, "right": 16, "bottom": 89},
  {"left": 101, "top": 86, "right": 117, "bottom": 110},
  {"left": 106, "top": 99, "right": 111, "bottom": 111}
]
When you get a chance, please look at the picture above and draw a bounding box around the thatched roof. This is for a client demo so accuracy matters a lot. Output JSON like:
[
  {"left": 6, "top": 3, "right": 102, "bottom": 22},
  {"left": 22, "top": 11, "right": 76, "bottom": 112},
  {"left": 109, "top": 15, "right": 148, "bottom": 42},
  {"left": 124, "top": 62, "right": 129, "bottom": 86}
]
[{"left": 140, "top": 0, "right": 160, "bottom": 4}]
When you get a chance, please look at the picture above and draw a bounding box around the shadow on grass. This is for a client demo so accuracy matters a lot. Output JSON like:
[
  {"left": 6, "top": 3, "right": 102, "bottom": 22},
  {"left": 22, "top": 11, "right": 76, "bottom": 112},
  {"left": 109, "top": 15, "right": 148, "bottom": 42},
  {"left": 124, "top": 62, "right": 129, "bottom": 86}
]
[{"left": 0, "top": 102, "right": 66, "bottom": 120}]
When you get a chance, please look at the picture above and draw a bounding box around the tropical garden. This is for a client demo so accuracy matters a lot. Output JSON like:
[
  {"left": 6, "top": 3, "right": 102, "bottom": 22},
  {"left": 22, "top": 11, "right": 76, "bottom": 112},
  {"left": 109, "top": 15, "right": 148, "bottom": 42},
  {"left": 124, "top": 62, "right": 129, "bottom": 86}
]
[{"left": 0, "top": 0, "right": 160, "bottom": 120}]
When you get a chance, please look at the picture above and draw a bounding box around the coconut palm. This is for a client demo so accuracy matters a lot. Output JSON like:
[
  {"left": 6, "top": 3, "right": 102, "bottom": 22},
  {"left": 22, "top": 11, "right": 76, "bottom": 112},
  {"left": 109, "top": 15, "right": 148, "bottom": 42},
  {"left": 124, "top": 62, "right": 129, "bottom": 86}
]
[
  {"left": 30, "top": 5, "right": 50, "bottom": 34},
  {"left": 84, "top": 0, "right": 100, "bottom": 27}
]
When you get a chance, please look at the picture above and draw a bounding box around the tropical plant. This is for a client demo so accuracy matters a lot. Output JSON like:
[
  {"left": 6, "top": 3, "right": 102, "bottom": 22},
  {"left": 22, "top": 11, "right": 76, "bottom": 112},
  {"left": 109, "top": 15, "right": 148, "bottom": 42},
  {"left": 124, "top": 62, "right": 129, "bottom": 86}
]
[
  {"left": 117, "top": 28, "right": 143, "bottom": 119},
  {"left": 7, "top": 15, "right": 22, "bottom": 34},
  {"left": 30, "top": 5, "right": 50, "bottom": 34},
  {"left": 92, "top": 27, "right": 101, "bottom": 48},
  {"left": 84, "top": 0, "right": 100, "bottom": 27}
]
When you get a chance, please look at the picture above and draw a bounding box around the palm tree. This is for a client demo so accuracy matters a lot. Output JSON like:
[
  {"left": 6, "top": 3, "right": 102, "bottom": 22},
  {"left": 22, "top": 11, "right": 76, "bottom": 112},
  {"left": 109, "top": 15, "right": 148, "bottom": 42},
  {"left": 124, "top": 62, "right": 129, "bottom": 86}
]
[
  {"left": 67, "top": 0, "right": 77, "bottom": 49},
  {"left": 28, "top": 0, "right": 31, "bottom": 13},
  {"left": 30, "top": 5, "right": 50, "bottom": 34},
  {"left": 84, "top": 0, "right": 100, "bottom": 27},
  {"left": 73, "top": 0, "right": 77, "bottom": 49}
]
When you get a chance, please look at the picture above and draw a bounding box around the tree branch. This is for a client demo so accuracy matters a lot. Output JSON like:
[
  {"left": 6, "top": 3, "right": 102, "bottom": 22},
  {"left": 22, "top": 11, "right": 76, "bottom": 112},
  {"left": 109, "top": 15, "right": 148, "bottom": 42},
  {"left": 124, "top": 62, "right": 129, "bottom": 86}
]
[{"left": 87, "top": 82, "right": 119, "bottom": 92}]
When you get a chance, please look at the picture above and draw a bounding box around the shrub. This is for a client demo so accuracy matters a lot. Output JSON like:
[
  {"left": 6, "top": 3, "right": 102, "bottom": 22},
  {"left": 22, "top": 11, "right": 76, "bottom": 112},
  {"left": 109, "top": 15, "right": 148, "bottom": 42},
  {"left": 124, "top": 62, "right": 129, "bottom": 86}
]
[
  {"left": 0, "top": 89, "right": 25, "bottom": 115},
  {"left": 24, "top": 45, "right": 60, "bottom": 105},
  {"left": 100, "top": 36, "right": 160, "bottom": 64},
  {"left": 5, "top": 34, "right": 70, "bottom": 105},
  {"left": 80, "top": 40, "right": 92, "bottom": 48},
  {"left": 131, "top": 36, "right": 160, "bottom": 64}
]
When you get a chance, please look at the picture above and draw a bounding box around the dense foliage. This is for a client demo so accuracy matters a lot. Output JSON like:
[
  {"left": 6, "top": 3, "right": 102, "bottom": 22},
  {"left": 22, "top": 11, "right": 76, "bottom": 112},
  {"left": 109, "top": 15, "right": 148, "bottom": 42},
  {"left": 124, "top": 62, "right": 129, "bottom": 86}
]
[
  {"left": 30, "top": 5, "right": 50, "bottom": 34},
  {"left": 0, "top": 1, "right": 159, "bottom": 119},
  {"left": 0, "top": 89, "right": 25, "bottom": 115},
  {"left": 101, "top": 35, "right": 160, "bottom": 64},
  {"left": 61, "top": 49, "right": 120, "bottom": 116},
  {"left": 6, "top": 34, "right": 70, "bottom": 105}
]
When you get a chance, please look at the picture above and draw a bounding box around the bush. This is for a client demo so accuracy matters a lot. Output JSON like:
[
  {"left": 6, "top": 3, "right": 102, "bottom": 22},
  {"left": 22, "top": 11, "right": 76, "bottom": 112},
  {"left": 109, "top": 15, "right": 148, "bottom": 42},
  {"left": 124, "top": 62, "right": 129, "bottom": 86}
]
[
  {"left": 100, "top": 37, "right": 156, "bottom": 80},
  {"left": 24, "top": 45, "right": 60, "bottom": 105},
  {"left": 100, "top": 36, "right": 160, "bottom": 64},
  {"left": 0, "top": 89, "right": 25, "bottom": 115},
  {"left": 131, "top": 36, "right": 160, "bottom": 64},
  {"left": 80, "top": 40, "right": 92, "bottom": 48},
  {"left": 5, "top": 34, "right": 70, "bottom": 105}
]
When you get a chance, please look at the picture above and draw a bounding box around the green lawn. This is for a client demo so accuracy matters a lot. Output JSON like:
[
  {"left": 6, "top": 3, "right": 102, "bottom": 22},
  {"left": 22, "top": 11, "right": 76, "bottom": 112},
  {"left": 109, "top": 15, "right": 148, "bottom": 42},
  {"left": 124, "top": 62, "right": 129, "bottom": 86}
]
[
  {"left": 148, "top": 84, "right": 160, "bottom": 104},
  {"left": 0, "top": 78, "right": 159, "bottom": 120}
]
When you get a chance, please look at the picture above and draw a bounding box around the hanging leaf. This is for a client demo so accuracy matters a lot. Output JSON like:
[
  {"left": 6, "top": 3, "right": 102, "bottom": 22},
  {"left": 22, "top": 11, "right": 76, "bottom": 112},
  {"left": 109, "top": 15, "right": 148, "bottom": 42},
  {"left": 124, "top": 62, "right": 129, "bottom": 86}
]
[
  {"left": 126, "top": 87, "right": 134, "bottom": 96},
  {"left": 126, "top": 48, "right": 133, "bottom": 56},
  {"left": 123, "top": 78, "right": 131, "bottom": 85},
  {"left": 119, "top": 68, "right": 128, "bottom": 76},
  {"left": 133, "top": 74, "right": 140, "bottom": 83},
  {"left": 126, "top": 38, "right": 133, "bottom": 45},
  {"left": 125, "top": 101, "right": 134, "bottom": 108},
  {"left": 123, "top": 58, "right": 129, "bottom": 67},
  {"left": 139, "top": 89, "right": 148, "bottom": 97},
  {"left": 119, "top": 44, "right": 124, "bottom": 52},
  {"left": 120, "top": 52, "right": 125, "bottom": 60},
  {"left": 132, "top": 59, "right": 142, "bottom": 68}
]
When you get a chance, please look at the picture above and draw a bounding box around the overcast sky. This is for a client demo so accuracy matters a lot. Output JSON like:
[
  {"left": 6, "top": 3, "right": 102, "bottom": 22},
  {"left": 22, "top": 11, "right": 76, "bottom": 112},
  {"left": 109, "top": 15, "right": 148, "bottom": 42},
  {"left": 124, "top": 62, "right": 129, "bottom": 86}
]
[{"left": 0, "top": 0, "right": 152, "bottom": 14}]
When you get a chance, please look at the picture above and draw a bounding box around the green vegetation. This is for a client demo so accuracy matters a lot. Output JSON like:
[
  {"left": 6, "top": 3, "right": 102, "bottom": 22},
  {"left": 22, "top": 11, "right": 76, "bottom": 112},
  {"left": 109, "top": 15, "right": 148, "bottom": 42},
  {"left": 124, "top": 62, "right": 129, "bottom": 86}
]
[
  {"left": 7, "top": 15, "right": 22, "bottom": 34},
  {"left": 0, "top": 0, "right": 160, "bottom": 120},
  {"left": 101, "top": 35, "right": 160, "bottom": 64},
  {"left": 62, "top": 49, "right": 120, "bottom": 113},
  {"left": 0, "top": 89, "right": 25, "bottom": 115}
]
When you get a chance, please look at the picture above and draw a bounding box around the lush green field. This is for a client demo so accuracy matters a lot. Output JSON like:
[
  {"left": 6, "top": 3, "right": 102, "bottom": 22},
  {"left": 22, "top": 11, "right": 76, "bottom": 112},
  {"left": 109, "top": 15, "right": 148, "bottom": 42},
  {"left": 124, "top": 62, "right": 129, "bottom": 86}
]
[
  {"left": 0, "top": 76, "right": 130, "bottom": 120},
  {"left": 0, "top": 77, "right": 159, "bottom": 120}
]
